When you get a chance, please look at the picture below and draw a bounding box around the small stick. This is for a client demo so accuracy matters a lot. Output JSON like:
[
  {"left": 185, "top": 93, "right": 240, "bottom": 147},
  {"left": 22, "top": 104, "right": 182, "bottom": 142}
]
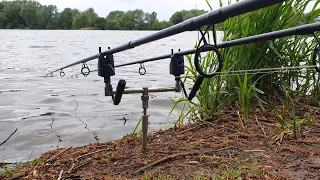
[
  {"left": 243, "top": 150, "right": 265, "bottom": 152},
  {"left": 45, "top": 146, "right": 73, "bottom": 164},
  {"left": 198, "top": 118, "right": 238, "bottom": 132},
  {"left": 26, "top": 164, "right": 38, "bottom": 178},
  {"left": 68, "top": 163, "right": 75, "bottom": 174},
  {"left": 179, "top": 124, "right": 205, "bottom": 134},
  {"left": 72, "top": 160, "right": 91, "bottom": 172},
  {"left": 255, "top": 115, "right": 268, "bottom": 139},
  {"left": 57, "top": 170, "right": 64, "bottom": 180},
  {"left": 74, "top": 149, "right": 108, "bottom": 160},
  {"left": 7, "top": 173, "right": 27, "bottom": 180},
  {"left": 0, "top": 129, "right": 17, "bottom": 146},
  {"left": 133, "top": 146, "right": 234, "bottom": 174},
  {"left": 237, "top": 111, "right": 245, "bottom": 128}
]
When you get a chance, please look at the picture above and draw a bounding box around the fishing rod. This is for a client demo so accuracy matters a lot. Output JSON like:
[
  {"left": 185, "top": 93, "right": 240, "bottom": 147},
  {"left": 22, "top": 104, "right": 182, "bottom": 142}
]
[
  {"left": 45, "top": 0, "right": 285, "bottom": 76},
  {"left": 73, "top": 22, "right": 320, "bottom": 78},
  {"left": 66, "top": 22, "right": 320, "bottom": 103}
]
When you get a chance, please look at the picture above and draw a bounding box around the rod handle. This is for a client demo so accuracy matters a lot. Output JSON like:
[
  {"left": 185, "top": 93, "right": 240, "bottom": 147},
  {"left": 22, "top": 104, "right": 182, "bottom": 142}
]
[
  {"left": 188, "top": 75, "right": 204, "bottom": 101},
  {"left": 114, "top": 79, "right": 126, "bottom": 105}
]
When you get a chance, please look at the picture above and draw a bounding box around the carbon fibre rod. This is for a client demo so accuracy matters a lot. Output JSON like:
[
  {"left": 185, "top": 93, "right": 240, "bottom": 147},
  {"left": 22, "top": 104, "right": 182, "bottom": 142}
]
[
  {"left": 46, "top": 0, "right": 285, "bottom": 76},
  {"left": 79, "top": 22, "right": 320, "bottom": 75}
]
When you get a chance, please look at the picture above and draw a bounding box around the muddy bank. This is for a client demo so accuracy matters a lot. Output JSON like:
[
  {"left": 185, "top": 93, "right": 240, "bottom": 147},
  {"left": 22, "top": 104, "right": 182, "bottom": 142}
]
[{"left": 1, "top": 103, "right": 320, "bottom": 180}]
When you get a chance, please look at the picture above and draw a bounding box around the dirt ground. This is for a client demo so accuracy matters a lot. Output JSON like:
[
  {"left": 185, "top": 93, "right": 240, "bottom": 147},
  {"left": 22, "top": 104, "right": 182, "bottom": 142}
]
[{"left": 1, "top": 102, "right": 320, "bottom": 180}]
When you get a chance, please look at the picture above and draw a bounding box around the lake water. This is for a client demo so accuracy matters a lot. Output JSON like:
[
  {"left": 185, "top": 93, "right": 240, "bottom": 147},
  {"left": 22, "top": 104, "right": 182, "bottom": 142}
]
[{"left": 0, "top": 30, "right": 223, "bottom": 163}]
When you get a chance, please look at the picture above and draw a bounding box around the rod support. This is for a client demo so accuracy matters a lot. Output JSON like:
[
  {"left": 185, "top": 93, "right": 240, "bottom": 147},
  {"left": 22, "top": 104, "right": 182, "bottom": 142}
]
[{"left": 141, "top": 87, "right": 149, "bottom": 152}]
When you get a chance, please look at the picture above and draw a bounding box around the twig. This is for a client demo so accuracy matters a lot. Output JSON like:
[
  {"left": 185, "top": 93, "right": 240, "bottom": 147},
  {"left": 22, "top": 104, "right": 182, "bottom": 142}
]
[
  {"left": 198, "top": 118, "right": 238, "bottom": 132},
  {"left": 68, "top": 163, "right": 75, "bottom": 174},
  {"left": 179, "top": 123, "right": 205, "bottom": 134},
  {"left": 74, "top": 149, "right": 108, "bottom": 160},
  {"left": 57, "top": 170, "right": 64, "bottom": 180},
  {"left": 133, "top": 146, "right": 234, "bottom": 174},
  {"left": 237, "top": 111, "right": 245, "bottom": 128},
  {"left": 72, "top": 160, "right": 92, "bottom": 172},
  {"left": 26, "top": 164, "right": 38, "bottom": 178},
  {"left": 74, "top": 100, "right": 78, "bottom": 110},
  {"left": 7, "top": 173, "right": 27, "bottom": 180},
  {"left": 0, "top": 129, "right": 17, "bottom": 146},
  {"left": 255, "top": 115, "right": 268, "bottom": 139},
  {"left": 243, "top": 150, "right": 265, "bottom": 152},
  {"left": 45, "top": 147, "right": 73, "bottom": 164}
]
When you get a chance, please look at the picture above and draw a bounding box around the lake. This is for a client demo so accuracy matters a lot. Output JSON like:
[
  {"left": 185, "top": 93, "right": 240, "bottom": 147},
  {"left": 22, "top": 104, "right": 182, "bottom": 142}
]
[{"left": 0, "top": 30, "right": 223, "bottom": 163}]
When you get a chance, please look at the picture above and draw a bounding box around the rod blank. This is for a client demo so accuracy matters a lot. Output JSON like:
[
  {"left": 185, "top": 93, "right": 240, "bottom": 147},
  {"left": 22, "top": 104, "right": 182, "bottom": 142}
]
[
  {"left": 78, "top": 22, "right": 320, "bottom": 76},
  {"left": 46, "top": 0, "right": 285, "bottom": 75}
]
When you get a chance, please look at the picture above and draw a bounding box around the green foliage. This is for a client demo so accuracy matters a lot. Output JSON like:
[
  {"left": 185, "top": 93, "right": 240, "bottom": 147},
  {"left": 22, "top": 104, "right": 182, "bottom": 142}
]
[
  {"left": 0, "top": 164, "right": 12, "bottom": 175},
  {"left": 120, "top": 9, "right": 145, "bottom": 30},
  {"left": 37, "top": 5, "right": 57, "bottom": 29},
  {"left": 0, "top": 12, "right": 8, "bottom": 28},
  {"left": 56, "top": 8, "right": 74, "bottom": 29},
  {"left": 83, "top": 7, "right": 97, "bottom": 27},
  {"left": 172, "top": 0, "right": 320, "bottom": 125},
  {"left": 19, "top": 1, "right": 40, "bottom": 28},
  {"left": 169, "top": 11, "right": 183, "bottom": 25},
  {"left": 0, "top": 0, "right": 204, "bottom": 30},
  {"left": 73, "top": 12, "right": 90, "bottom": 29},
  {"left": 94, "top": 17, "right": 107, "bottom": 30},
  {"left": 169, "top": 9, "right": 207, "bottom": 25},
  {"left": 106, "top": 19, "right": 121, "bottom": 30}
]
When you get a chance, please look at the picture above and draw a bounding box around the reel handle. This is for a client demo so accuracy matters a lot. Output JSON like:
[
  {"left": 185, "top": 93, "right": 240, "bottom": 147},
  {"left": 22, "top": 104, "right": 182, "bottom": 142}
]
[{"left": 114, "top": 79, "right": 126, "bottom": 105}]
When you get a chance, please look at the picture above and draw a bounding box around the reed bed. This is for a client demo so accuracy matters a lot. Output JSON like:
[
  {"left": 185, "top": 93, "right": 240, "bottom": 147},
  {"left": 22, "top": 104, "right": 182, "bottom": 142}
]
[{"left": 173, "top": 0, "right": 320, "bottom": 137}]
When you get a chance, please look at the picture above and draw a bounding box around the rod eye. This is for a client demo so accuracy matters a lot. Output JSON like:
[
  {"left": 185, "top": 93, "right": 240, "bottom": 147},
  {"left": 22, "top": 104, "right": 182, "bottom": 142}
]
[
  {"left": 313, "top": 45, "right": 320, "bottom": 73},
  {"left": 139, "top": 63, "right": 146, "bottom": 75},
  {"left": 81, "top": 63, "right": 91, "bottom": 77},
  {"left": 60, "top": 70, "right": 65, "bottom": 77},
  {"left": 194, "top": 44, "right": 223, "bottom": 78}
]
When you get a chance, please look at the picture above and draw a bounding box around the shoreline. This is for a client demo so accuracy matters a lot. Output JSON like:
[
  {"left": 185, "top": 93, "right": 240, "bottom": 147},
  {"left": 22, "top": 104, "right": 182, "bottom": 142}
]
[{"left": 1, "top": 102, "right": 319, "bottom": 179}]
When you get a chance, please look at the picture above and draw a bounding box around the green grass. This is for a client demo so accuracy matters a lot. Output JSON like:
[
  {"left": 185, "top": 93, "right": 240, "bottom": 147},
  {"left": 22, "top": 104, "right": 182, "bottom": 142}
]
[{"left": 171, "top": 0, "right": 320, "bottom": 128}]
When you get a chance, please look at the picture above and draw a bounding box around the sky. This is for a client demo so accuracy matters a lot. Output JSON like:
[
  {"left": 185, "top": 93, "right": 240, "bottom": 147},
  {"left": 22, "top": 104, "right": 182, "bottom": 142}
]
[{"left": 30, "top": 0, "right": 318, "bottom": 21}]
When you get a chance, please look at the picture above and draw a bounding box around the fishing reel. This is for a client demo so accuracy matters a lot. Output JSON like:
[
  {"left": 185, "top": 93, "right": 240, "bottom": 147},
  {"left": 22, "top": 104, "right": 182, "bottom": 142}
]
[{"left": 98, "top": 48, "right": 126, "bottom": 105}]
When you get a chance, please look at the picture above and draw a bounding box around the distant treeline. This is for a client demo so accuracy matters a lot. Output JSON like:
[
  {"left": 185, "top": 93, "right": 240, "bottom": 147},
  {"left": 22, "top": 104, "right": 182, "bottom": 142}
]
[{"left": 0, "top": 0, "right": 209, "bottom": 30}]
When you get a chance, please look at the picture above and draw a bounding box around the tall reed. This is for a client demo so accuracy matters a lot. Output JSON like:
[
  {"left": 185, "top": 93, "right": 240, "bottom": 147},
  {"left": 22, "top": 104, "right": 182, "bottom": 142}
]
[{"left": 173, "top": 0, "right": 320, "bottom": 124}]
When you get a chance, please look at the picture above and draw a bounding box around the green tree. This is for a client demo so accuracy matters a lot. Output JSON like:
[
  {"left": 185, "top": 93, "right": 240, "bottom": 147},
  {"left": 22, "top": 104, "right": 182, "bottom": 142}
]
[
  {"left": 106, "top": 10, "right": 124, "bottom": 21},
  {"left": 0, "top": 12, "right": 8, "bottom": 28},
  {"left": 120, "top": 9, "right": 145, "bottom": 30},
  {"left": 3, "top": 1, "right": 25, "bottom": 28},
  {"left": 169, "top": 11, "right": 183, "bottom": 25},
  {"left": 57, "top": 8, "right": 73, "bottom": 29},
  {"left": 158, "top": 20, "right": 172, "bottom": 30},
  {"left": 106, "top": 10, "right": 124, "bottom": 30},
  {"left": 37, "top": 5, "right": 58, "bottom": 29},
  {"left": 94, "top": 17, "right": 107, "bottom": 29},
  {"left": 0, "top": 2, "right": 4, "bottom": 11},
  {"left": 73, "top": 12, "right": 90, "bottom": 29},
  {"left": 106, "top": 19, "right": 121, "bottom": 30},
  {"left": 145, "top": 11, "right": 159, "bottom": 30},
  {"left": 20, "top": 1, "right": 40, "bottom": 28},
  {"left": 84, "top": 7, "right": 97, "bottom": 27}
]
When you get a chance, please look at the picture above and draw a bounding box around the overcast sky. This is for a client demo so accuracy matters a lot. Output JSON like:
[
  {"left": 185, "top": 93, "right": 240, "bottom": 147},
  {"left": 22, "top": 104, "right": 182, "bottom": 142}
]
[{"left": 34, "top": 0, "right": 318, "bottom": 21}]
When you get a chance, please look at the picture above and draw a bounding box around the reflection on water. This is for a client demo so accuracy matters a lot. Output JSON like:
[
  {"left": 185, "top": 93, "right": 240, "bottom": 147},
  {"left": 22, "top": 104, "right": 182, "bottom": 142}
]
[{"left": 0, "top": 30, "right": 223, "bottom": 163}]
